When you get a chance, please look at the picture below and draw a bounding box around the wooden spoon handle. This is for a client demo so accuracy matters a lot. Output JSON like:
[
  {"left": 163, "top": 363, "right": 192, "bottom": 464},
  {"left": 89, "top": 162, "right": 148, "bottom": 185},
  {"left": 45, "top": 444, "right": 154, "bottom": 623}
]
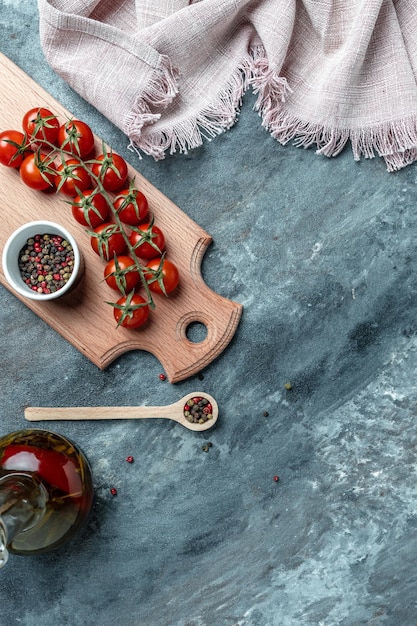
[{"left": 24, "top": 403, "right": 181, "bottom": 422}]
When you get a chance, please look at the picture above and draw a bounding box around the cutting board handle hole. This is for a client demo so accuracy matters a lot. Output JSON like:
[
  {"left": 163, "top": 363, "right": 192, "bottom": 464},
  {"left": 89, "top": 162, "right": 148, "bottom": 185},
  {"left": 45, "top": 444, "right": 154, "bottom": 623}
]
[{"left": 185, "top": 321, "right": 208, "bottom": 344}]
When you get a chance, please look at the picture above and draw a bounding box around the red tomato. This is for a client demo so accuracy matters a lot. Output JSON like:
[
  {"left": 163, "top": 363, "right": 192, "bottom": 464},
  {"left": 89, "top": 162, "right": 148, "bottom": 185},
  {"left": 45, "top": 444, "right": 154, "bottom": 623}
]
[
  {"left": 71, "top": 189, "right": 109, "bottom": 228},
  {"left": 113, "top": 293, "right": 149, "bottom": 329},
  {"left": 113, "top": 188, "right": 148, "bottom": 226},
  {"left": 0, "top": 130, "right": 28, "bottom": 168},
  {"left": 145, "top": 257, "right": 179, "bottom": 295},
  {"left": 129, "top": 223, "right": 165, "bottom": 260},
  {"left": 91, "top": 152, "right": 128, "bottom": 191},
  {"left": 22, "top": 107, "right": 59, "bottom": 148},
  {"left": 57, "top": 119, "right": 95, "bottom": 158},
  {"left": 54, "top": 158, "right": 91, "bottom": 196},
  {"left": 90, "top": 222, "right": 127, "bottom": 260},
  {"left": 19, "top": 152, "right": 55, "bottom": 190},
  {"left": 104, "top": 255, "right": 141, "bottom": 294}
]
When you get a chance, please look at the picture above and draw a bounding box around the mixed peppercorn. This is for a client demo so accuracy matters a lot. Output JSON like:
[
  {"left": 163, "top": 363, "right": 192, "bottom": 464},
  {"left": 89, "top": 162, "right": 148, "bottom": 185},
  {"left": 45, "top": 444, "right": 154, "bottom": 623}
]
[
  {"left": 18, "top": 233, "right": 75, "bottom": 295},
  {"left": 183, "top": 396, "right": 213, "bottom": 424}
]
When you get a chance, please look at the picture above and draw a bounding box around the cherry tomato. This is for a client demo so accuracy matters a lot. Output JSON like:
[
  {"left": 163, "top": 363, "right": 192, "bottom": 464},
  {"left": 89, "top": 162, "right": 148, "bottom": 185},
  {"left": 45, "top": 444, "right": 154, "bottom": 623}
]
[
  {"left": 1, "top": 444, "right": 82, "bottom": 495},
  {"left": 71, "top": 189, "right": 109, "bottom": 228},
  {"left": 129, "top": 223, "right": 165, "bottom": 260},
  {"left": 112, "top": 292, "right": 149, "bottom": 329},
  {"left": 145, "top": 257, "right": 179, "bottom": 295},
  {"left": 90, "top": 222, "right": 127, "bottom": 260},
  {"left": 113, "top": 188, "right": 148, "bottom": 226},
  {"left": 22, "top": 107, "right": 59, "bottom": 148},
  {"left": 54, "top": 158, "right": 91, "bottom": 196},
  {"left": 91, "top": 152, "right": 128, "bottom": 191},
  {"left": 104, "top": 255, "right": 141, "bottom": 294},
  {"left": 19, "top": 152, "right": 55, "bottom": 190},
  {"left": 0, "top": 130, "right": 28, "bottom": 168},
  {"left": 57, "top": 119, "right": 95, "bottom": 158}
]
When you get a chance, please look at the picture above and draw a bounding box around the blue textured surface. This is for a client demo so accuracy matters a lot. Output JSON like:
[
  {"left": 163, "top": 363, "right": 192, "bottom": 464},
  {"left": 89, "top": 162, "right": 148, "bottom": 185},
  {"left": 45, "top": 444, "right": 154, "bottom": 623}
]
[{"left": 2, "top": 2, "right": 417, "bottom": 625}]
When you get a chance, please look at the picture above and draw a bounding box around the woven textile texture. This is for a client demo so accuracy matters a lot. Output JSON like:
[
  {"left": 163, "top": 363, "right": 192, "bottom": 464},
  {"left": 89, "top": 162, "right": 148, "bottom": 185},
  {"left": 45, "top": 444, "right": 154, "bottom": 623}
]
[{"left": 38, "top": 0, "right": 417, "bottom": 171}]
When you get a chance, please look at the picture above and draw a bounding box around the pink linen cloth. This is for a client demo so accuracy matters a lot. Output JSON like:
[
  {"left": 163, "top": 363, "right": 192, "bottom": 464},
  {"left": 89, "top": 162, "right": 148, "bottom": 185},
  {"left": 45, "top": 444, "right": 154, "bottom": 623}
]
[{"left": 38, "top": 0, "right": 417, "bottom": 171}]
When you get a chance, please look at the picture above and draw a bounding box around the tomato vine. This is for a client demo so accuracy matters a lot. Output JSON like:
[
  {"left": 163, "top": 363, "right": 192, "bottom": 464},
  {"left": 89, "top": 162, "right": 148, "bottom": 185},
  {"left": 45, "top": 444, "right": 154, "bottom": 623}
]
[{"left": 0, "top": 107, "right": 180, "bottom": 328}]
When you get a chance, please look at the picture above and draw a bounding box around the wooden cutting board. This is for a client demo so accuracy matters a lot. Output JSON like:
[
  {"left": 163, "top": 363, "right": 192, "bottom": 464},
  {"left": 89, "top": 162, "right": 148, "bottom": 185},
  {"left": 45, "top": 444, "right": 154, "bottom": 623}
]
[{"left": 0, "top": 53, "right": 242, "bottom": 382}]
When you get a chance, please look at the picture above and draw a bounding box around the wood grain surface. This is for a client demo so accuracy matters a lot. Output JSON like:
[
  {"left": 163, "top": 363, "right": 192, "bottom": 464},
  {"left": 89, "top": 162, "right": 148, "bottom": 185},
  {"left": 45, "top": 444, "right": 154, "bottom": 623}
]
[
  {"left": 0, "top": 53, "right": 242, "bottom": 382},
  {"left": 24, "top": 391, "right": 219, "bottom": 432}
]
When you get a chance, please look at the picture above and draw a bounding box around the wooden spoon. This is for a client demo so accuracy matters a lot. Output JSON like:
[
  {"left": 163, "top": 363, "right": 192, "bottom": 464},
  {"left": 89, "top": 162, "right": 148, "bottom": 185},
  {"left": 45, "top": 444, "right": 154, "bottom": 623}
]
[{"left": 24, "top": 392, "right": 218, "bottom": 432}]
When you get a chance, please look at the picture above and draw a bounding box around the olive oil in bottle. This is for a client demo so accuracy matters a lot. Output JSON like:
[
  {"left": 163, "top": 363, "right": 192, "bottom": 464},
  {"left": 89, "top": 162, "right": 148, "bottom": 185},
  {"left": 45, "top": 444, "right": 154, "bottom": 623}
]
[{"left": 0, "top": 429, "right": 93, "bottom": 566}]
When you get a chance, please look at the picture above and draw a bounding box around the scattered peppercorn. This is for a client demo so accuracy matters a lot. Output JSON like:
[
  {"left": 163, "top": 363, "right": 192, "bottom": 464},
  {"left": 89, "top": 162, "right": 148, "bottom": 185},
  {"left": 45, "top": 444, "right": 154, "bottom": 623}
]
[
  {"left": 198, "top": 373, "right": 204, "bottom": 381},
  {"left": 110, "top": 487, "right": 117, "bottom": 496},
  {"left": 125, "top": 456, "right": 134, "bottom": 463},
  {"left": 159, "top": 373, "right": 167, "bottom": 381},
  {"left": 18, "top": 233, "right": 75, "bottom": 295},
  {"left": 273, "top": 475, "right": 279, "bottom": 482},
  {"left": 263, "top": 410, "right": 269, "bottom": 417},
  {"left": 183, "top": 396, "right": 213, "bottom": 424},
  {"left": 201, "top": 444, "right": 209, "bottom": 452}
]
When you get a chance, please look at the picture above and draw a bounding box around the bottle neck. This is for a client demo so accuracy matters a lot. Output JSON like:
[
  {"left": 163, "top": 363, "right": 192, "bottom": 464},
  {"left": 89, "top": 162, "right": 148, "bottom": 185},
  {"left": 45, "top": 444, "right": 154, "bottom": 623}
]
[
  {"left": 0, "top": 473, "right": 48, "bottom": 568},
  {"left": 0, "top": 519, "right": 8, "bottom": 568}
]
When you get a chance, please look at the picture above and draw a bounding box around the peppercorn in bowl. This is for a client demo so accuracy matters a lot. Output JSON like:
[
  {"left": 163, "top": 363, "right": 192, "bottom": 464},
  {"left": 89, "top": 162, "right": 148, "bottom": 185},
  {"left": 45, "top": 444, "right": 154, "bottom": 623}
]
[{"left": 2, "top": 220, "right": 83, "bottom": 301}]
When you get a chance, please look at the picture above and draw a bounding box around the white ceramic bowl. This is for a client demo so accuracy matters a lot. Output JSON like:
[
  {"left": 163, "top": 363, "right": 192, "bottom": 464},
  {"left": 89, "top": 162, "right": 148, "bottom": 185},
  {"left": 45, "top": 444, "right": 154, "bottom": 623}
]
[{"left": 2, "top": 220, "right": 83, "bottom": 301}]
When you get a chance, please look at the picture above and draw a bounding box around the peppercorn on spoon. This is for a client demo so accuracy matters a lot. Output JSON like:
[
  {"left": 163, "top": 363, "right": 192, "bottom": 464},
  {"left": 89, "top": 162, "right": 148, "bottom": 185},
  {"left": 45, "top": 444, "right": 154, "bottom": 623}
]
[{"left": 24, "top": 392, "right": 218, "bottom": 432}]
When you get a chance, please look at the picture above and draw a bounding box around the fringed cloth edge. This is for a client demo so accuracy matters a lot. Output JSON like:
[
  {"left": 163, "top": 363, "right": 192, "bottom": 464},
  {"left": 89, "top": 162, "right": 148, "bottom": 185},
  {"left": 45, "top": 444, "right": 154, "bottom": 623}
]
[{"left": 125, "top": 45, "right": 417, "bottom": 172}]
